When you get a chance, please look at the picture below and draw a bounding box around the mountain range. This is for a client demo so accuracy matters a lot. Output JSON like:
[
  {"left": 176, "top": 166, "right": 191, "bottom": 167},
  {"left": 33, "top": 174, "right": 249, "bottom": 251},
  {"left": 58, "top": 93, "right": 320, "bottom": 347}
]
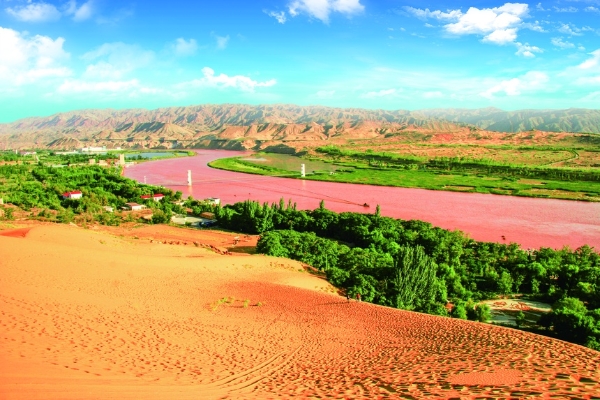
[{"left": 0, "top": 104, "right": 598, "bottom": 150}]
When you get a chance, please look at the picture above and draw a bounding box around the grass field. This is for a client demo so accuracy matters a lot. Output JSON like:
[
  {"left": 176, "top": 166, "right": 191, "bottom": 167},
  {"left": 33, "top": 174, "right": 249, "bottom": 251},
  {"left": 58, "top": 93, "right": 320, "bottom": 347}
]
[{"left": 209, "top": 151, "right": 600, "bottom": 202}]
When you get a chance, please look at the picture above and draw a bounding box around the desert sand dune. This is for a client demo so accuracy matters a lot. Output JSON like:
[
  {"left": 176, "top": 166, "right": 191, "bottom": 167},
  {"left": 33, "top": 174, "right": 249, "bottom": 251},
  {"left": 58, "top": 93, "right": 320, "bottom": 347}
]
[{"left": 1, "top": 222, "right": 599, "bottom": 399}]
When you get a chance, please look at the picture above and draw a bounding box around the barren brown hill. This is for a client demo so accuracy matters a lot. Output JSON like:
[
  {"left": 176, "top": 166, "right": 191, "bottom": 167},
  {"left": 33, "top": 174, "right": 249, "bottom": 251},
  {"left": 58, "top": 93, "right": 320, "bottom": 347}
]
[
  {"left": 1, "top": 104, "right": 598, "bottom": 151},
  {"left": 0, "top": 104, "right": 477, "bottom": 150},
  {"left": 1, "top": 221, "right": 599, "bottom": 399}
]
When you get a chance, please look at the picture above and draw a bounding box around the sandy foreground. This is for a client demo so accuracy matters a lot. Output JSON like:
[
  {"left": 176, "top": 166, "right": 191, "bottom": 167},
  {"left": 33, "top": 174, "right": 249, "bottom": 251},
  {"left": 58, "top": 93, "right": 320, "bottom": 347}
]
[{"left": 1, "top": 222, "right": 599, "bottom": 399}]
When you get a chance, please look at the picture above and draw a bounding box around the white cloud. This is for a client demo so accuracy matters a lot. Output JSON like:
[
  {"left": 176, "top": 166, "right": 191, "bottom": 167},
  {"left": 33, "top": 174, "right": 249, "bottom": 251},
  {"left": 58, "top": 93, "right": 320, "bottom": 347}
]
[
  {"left": 516, "top": 42, "right": 542, "bottom": 57},
  {"left": 71, "top": 1, "right": 94, "bottom": 22},
  {"left": 5, "top": 2, "right": 61, "bottom": 22},
  {"left": 6, "top": 1, "right": 95, "bottom": 22},
  {"left": 185, "top": 67, "right": 276, "bottom": 92},
  {"left": 551, "top": 37, "right": 575, "bottom": 49},
  {"left": 265, "top": 10, "right": 287, "bottom": 24},
  {"left": 403, "top": 7, "right": 462, "bottom": 21},
  {"left": 585, "top": 6, "right": 599, "bottom": 13},
  {"left": 558, "top": 23, "right": 583, "bottom": 36},
  {"left": 171, "top": 38, "right": 198, "bottom": 57},
  {"left": 483, "top": 28, "right": 518, "bottom": 44},
  {"left": 405, "top": 4, "right": 544, "bottom": 56},
  {"left": 0, "top": 26, "right": 70, "bottom": 87},
  {"left": 480, "top": 71, "right": 548, "bottom": 99},
  {"left": 444, "top": 4, "right": 529, "bottom": 41},
  {"left": 361, "top": 88, "right": 397, "bottom": 98},
  {"left": 82, "top": 42, "right": 154, "bottom": 80},
  {"left": 288, "top": 0, "right": 364, "bottom": 23},
  {"left": 211, "top": 33, "right": 229, "bottom": 50},
  {"left": 578, "top": 49, "right": 600, "bottom": 70},
  {"left": 553, "top": 6, "right": 578, "bottom": 12}
]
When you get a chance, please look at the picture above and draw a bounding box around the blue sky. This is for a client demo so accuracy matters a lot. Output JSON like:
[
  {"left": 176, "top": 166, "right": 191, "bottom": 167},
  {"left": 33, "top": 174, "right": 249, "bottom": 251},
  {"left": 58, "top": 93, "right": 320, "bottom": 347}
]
[{"left": 0, "top": 0, "right": 599, "bottom": 122}]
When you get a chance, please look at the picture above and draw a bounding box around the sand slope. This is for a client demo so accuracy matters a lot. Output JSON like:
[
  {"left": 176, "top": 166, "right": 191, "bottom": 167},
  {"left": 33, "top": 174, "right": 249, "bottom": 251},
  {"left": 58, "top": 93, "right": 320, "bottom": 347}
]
[{"left": 1, "top": 223, "right": 599, "bottom": 399}]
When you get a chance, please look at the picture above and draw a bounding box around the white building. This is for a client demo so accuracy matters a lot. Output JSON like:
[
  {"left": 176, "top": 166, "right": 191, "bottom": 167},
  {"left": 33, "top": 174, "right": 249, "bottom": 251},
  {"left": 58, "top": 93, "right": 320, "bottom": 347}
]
[
  {"left": 123, "top": 202, "right": 145, "bottom": 211},
  {"left": 62, "top": 191, "right": 83, "bottom": 200}
]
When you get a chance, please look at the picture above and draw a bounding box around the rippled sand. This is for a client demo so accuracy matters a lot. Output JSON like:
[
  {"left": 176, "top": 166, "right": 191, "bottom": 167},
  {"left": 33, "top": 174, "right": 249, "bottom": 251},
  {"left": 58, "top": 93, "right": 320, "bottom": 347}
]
[{"left": 1, "top": 223, "right": 599, "bottom": 399}]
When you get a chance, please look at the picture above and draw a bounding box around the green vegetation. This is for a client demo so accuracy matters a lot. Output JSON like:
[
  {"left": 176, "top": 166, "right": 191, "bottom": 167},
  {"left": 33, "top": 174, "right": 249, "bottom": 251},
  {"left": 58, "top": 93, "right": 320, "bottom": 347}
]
[
  {"left": 0, "top": 150, "right": 185, "bottom": 225},
  {"left": 209, "top": 146, "right": 600, "bottom": 201},
  {"left": 211, "top": 198, "right": 600, "bottom": 350},
  {"left": 209, "top": 156, "right": 298, "bottom": 177}
]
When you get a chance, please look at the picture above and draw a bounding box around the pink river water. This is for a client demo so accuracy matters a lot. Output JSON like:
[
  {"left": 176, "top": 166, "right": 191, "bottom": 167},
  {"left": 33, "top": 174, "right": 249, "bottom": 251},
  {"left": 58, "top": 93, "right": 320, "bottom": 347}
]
[{"left": 124, "top": 150, "right": 600, "bottom": 250}]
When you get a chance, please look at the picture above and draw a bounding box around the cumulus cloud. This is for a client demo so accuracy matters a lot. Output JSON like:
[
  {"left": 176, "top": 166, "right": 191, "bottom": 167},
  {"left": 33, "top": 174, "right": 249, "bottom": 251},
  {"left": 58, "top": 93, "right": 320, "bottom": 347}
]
[
  {"left": 82, "top": 42, "right": 154, "bottom": 80},
  {"left": 558, "top": 23, "right": 584, "bottom": 36},
  {"left": 405, "top": 4, "right": 531, "bottom": 42},
  {"left": 171, "top": 38, "right": 198, "bottom": 57},
  {"left": 444, "top": 4, "right": 529, "bottom": 42},
  {"left": 516, "top": 42, "right": 542, "bottom": 57},
  {"left": 5, "top": 2, "right": 61, "bottom": 22},
  {"left": 265, "top": 10, "right": 287, "bottom": 24},
  {"left": 0, "top": 26, "right": 71, "bottom": 87},
  {"left": 288, "top": 0, "right": 364, "bottom": 23},
  {"left": 6, "top": 0, "right": 95, "bottom": 22},
  {"left": 185, "top": 67, "right": 276, "bottom": 92},
  {"left": 480, "top": 71, "right": 548, "bottom": 99},
  {"left": 551, "top": 37, "right": 575, "bottom": 49},
  {"left": 585, "top": 6, "right": 599, "bottom": 13},
  {"left": 404, "top": 3, "right": 544, "bottom": 57}
]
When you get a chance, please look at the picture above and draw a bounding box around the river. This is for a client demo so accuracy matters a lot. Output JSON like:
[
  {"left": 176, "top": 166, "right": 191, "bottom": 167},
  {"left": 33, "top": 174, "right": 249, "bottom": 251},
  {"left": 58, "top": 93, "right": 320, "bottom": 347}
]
[{"left": 124, "top": 150, "right": 600, "bottom": 250}]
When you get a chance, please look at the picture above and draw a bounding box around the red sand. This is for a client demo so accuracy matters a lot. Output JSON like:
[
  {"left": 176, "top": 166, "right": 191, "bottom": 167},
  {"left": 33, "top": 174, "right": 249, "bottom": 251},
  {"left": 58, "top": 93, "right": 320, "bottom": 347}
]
[
  {"left": 124, "top": 150, "right": 600, "bottom": 249},
  {"left": 0, "top": 227, "right": 32, "bottom": 238},
  {"left": 1, "top": 222, "right": 599, "bottom": 399}
]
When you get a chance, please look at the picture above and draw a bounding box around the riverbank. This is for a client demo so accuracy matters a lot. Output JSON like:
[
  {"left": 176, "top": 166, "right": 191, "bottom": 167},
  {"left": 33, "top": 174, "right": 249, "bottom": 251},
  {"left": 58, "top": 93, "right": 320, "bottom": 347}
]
[{"left": 209, "top": 154, "right": 600, "bottom": 203}]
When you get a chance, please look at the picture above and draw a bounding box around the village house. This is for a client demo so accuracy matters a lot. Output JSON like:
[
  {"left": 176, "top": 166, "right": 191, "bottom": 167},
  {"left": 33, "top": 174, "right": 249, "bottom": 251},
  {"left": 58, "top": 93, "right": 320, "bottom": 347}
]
[
  {"left": 205, "top": 197, "right": 220, "bottom": 206},
  {"left": 141, "top": 194, "right": 165, "bottom": 202},
  {"left": 123, "top": 203, "right": 145, "bottom": 211},
  {"left": 62, "top": 190, "right": 83, "bottom": 200}
]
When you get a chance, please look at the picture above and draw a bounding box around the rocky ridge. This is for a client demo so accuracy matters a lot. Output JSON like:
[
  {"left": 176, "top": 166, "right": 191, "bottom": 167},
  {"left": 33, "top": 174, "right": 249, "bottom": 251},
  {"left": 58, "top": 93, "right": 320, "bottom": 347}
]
[{"left": 0, "top": 104, "right": 598, "bottom": 150}]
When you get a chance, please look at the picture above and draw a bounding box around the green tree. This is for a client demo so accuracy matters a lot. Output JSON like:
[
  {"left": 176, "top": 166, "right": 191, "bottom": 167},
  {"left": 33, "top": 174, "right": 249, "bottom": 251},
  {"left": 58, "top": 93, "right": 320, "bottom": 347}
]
[
  {"left": 515, "top": 310, "right": 526, "bottom": 327},
  {"left": 2, "top": 207, "right": 14, "bottom": 220},
  {"left": 474, "top": 303, "right": 492, "bottom": 323},
  {"left": 451, "top": 303, "right": 468, "bottom": 320},
  {"left": 392, "top": 245, "right": 438, "bottom": 310}
]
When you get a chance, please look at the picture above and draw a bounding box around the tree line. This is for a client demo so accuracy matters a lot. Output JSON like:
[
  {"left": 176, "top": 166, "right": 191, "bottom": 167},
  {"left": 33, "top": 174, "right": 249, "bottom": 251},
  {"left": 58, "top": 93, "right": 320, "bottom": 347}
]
[{"left": 316, "top": 145, "right": 600, "bottom": 182}]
